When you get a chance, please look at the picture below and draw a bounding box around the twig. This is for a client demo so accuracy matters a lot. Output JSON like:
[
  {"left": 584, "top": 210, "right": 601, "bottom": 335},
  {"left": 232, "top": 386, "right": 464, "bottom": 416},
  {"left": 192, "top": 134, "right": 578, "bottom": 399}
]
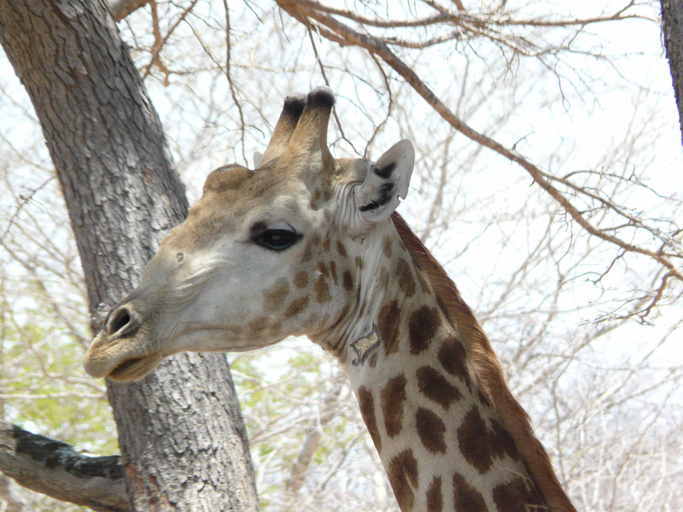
[
  {"left": 142, "top": 0, "right": 199, "bottom": 84},
  {"left": 223, "top": 0, "right": 248, "bottom": 165},
  {"left": 306, "top": 26, "right": 361, "bottom": 155},
  {"left": 363, "top": 53, "right": 394, "bottom": 158}
]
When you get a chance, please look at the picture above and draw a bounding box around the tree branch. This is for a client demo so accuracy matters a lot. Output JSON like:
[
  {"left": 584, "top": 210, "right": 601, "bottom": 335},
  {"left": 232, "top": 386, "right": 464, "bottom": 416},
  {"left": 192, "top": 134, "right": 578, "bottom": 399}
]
[
  {"left": 276, "top": 0, "right": 683, "bottom": 288},
  {"left": 0, "top": 422, "right": 127, "bottom": 512},
  {"left": 108, "top": 0, "right": 149, "bottom": 21}
]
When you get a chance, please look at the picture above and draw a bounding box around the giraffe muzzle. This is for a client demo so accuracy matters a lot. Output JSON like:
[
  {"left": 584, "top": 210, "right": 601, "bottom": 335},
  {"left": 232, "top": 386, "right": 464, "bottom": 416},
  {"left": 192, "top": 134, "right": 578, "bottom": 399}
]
[{"left": 84, "top": 302, "right": 162, "bottom": 381}]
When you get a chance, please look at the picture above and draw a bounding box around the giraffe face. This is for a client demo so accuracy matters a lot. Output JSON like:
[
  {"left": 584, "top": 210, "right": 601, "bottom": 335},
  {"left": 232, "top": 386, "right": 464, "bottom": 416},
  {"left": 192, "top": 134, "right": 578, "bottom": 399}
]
[
  {"left": 84, "top": 88, "right": 414, "bottom": 382},
  {"left": 84, "top": 167, "right": 336, "bottom": 381}
]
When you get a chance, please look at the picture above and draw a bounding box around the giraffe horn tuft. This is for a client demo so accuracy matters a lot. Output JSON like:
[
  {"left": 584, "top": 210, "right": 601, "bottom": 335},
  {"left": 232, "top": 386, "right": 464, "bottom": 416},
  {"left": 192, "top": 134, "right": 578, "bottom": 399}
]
[
  {"left": 259, "top": 94, "right": 306, "bottom": 167},
  {"left": 287, "top": 87, "right": 335, "bottom": 169},
  {"left": 305, "top": 86, "right": 335, "bottom": 109}
]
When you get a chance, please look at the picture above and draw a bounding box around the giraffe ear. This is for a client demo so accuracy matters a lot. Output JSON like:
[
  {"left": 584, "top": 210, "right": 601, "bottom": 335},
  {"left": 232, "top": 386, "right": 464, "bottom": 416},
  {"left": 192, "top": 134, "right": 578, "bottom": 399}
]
[{"left": 354, "top": 140, "right": 414, "bottom": 224}]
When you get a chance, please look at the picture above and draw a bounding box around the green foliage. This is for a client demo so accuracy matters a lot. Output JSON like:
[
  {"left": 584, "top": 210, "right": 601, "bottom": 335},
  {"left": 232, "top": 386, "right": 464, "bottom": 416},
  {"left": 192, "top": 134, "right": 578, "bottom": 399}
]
[
  {"left": 1, "top": 263, "right": 117, "bottom": 510},
  {"left": 231, "top": 343, "right": 369, "bottom": 508}
]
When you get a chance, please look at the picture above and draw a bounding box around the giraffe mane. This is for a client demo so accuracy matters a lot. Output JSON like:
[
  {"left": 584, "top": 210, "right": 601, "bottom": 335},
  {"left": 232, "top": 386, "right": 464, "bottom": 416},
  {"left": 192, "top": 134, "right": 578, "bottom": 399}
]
[{"left": 391, "top": 212, "right": 576, "bottom": 512}]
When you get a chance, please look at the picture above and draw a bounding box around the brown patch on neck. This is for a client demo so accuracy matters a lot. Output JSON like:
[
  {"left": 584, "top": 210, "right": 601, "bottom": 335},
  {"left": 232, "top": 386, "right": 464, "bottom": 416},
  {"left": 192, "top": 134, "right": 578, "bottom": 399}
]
[
  {"left": 378, "top": 300, "right": 401, "bottom": 355},
  {"left": 391, "top": 212, "right": 576, "bottom": 512},
  {"left": 388, "top": 449, "right": 419, "bottom": 511},
  {"left": 416, "top": 366, "right": 461, "bottom": 409},
  {"left": 426, "top": 476, "right": 443, "bottom": 511},
  {"left": 381, "top": 374, "right": 407, "bottom": 437},
  {"left": 452, "top": 472, "right": 486, "bottom": 512},
  {"left": 357, "top": 387, "right": 382, "bottom": 453},
  {"left": 415, "top": 407, "right": 447, "bottom": 454}
]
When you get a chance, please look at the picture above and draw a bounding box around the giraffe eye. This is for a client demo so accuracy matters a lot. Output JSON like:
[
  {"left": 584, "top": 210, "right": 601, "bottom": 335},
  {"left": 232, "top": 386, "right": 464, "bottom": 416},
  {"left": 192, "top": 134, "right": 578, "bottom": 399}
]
[{"left": 252, "top": 229, "right": 302, "bottom": 252}]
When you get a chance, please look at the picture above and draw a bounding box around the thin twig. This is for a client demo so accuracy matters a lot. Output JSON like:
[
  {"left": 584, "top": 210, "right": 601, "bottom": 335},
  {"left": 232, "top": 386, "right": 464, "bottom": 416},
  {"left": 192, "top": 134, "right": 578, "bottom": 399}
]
[
  {"left": 306, "top": 26, "right": 361, "bottom": 155},
  {"left": 222, "top": 0, "right": 248, "bottom": 165}
]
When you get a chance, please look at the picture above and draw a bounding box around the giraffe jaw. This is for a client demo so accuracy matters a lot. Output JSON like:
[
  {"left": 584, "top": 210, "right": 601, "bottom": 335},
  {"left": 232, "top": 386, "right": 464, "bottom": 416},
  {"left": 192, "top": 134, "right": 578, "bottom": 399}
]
[
  {"left": 84, "top": 325, "right": 287, "bottom": 382},
  {"left": 106, "top": 353, "right": 163, "bottom": 382}
]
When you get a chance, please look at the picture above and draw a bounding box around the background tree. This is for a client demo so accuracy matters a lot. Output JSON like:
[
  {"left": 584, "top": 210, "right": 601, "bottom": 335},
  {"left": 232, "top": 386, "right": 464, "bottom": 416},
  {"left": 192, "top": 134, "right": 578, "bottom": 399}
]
[
  {"left": 661, "top": 0, "right": 683, "bottom": 141},
  {"left": 0, "top": 1, "right": 257, "bottom": 510},
  {"left": 0, "top": 1, "right": 681, "bottom": 511}
]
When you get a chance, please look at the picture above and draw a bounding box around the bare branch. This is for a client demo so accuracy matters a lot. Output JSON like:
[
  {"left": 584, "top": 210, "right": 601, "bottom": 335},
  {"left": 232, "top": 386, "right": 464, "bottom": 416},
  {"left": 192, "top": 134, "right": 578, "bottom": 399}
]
[
  {"left": 0, "top": 422, "right": 126, "bottom": 512},
  {"left": 108, "top": 0, "right": 148, "bottom": 22},
  {"left": 295, "top": 1, "right": 641, "bottom": 31},
  {"left": 141, "top": 0, "right": 199, "bottom": 84},
  {"left": 306, "top": 27, "right": 361, "bottom": 155},
  {"left": 222, "top": 0, "right": 248, "bottom": 165}
]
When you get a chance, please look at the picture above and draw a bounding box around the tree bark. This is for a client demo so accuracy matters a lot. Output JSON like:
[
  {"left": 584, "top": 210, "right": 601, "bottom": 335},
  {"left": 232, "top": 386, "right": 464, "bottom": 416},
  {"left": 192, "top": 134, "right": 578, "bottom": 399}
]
[
  {"left": 661, "top": 0, "right": 683, "bottom": 143},
  {"left": 0, "top": 1, "right": 258, "bottom": 511}
]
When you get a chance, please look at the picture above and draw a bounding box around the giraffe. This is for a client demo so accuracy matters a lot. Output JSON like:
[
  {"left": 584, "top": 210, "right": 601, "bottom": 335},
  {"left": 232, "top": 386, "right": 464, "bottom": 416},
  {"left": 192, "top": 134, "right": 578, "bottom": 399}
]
[{"left": 84, "top": 88, "right": 576, "bottom": 512}]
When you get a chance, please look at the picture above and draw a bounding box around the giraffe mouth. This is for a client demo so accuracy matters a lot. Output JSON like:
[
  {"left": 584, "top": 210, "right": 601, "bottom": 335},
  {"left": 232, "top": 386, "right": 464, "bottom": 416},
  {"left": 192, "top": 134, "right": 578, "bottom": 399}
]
[{"left": 107, "top": 354, "right": 162, "bottom": 382}]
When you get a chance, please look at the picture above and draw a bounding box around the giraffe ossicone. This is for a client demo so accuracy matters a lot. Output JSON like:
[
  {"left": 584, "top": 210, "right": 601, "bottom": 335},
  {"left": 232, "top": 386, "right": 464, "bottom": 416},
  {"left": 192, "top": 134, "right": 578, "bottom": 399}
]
[{"left": 84, "top": 88, "right": 576, "bottom": 512}]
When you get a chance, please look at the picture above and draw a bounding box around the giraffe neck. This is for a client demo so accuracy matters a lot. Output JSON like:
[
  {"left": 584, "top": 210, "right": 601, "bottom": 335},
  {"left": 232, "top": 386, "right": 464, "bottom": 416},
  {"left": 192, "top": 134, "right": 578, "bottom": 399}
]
[{"left": 326, "top": 221, "right": 550, "bottom": 511}]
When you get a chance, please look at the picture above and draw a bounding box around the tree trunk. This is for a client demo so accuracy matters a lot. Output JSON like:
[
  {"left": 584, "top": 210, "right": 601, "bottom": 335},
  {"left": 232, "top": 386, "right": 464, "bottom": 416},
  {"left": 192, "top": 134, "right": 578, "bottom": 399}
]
[
  {"left": 661, "top": 0, "right": 683, "bottom": 143},
  {"left": 0, "top": 2, "right": 258, "bottom": 511}
]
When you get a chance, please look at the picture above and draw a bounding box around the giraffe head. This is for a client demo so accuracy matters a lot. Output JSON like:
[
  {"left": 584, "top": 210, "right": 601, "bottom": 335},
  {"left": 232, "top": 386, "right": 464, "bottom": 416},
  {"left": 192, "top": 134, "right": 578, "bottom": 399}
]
[{"left": 84, "top": 88, "right": 414, "bottom": 382}]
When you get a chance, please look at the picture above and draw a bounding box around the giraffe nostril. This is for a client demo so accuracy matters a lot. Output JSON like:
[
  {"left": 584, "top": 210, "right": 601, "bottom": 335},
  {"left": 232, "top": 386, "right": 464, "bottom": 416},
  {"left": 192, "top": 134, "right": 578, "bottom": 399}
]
[{"left": 107, "top": 306, "right": 140, "bottom": 338}]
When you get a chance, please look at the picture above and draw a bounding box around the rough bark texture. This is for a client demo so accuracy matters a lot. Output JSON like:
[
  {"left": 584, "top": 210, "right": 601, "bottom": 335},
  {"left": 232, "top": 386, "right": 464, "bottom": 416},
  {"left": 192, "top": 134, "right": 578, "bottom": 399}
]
[
  {"left": 661, "top": 0, "right": 683, "bottom": 143},
  {"left": 0, "top": 1, "right": 258, "bottom": 511},
  {"left": 0, "top": 423, "right": 126, "bottom": 511}
]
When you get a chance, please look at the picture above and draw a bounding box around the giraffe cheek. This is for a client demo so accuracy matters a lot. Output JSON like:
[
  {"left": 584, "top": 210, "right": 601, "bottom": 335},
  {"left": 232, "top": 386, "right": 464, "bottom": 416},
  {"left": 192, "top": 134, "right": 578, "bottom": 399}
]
[
  {"left": 284, "top": 296, "right": 310, "bottom": 318},
  {"left": 262, "top": 277, "right": 291, "bottom": 313},
  {"left": 294, "top": 270, "right": 309, "bottom": 288},
  {"left": 314, "top": 274, "right": 332, "bottom": 303}
]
